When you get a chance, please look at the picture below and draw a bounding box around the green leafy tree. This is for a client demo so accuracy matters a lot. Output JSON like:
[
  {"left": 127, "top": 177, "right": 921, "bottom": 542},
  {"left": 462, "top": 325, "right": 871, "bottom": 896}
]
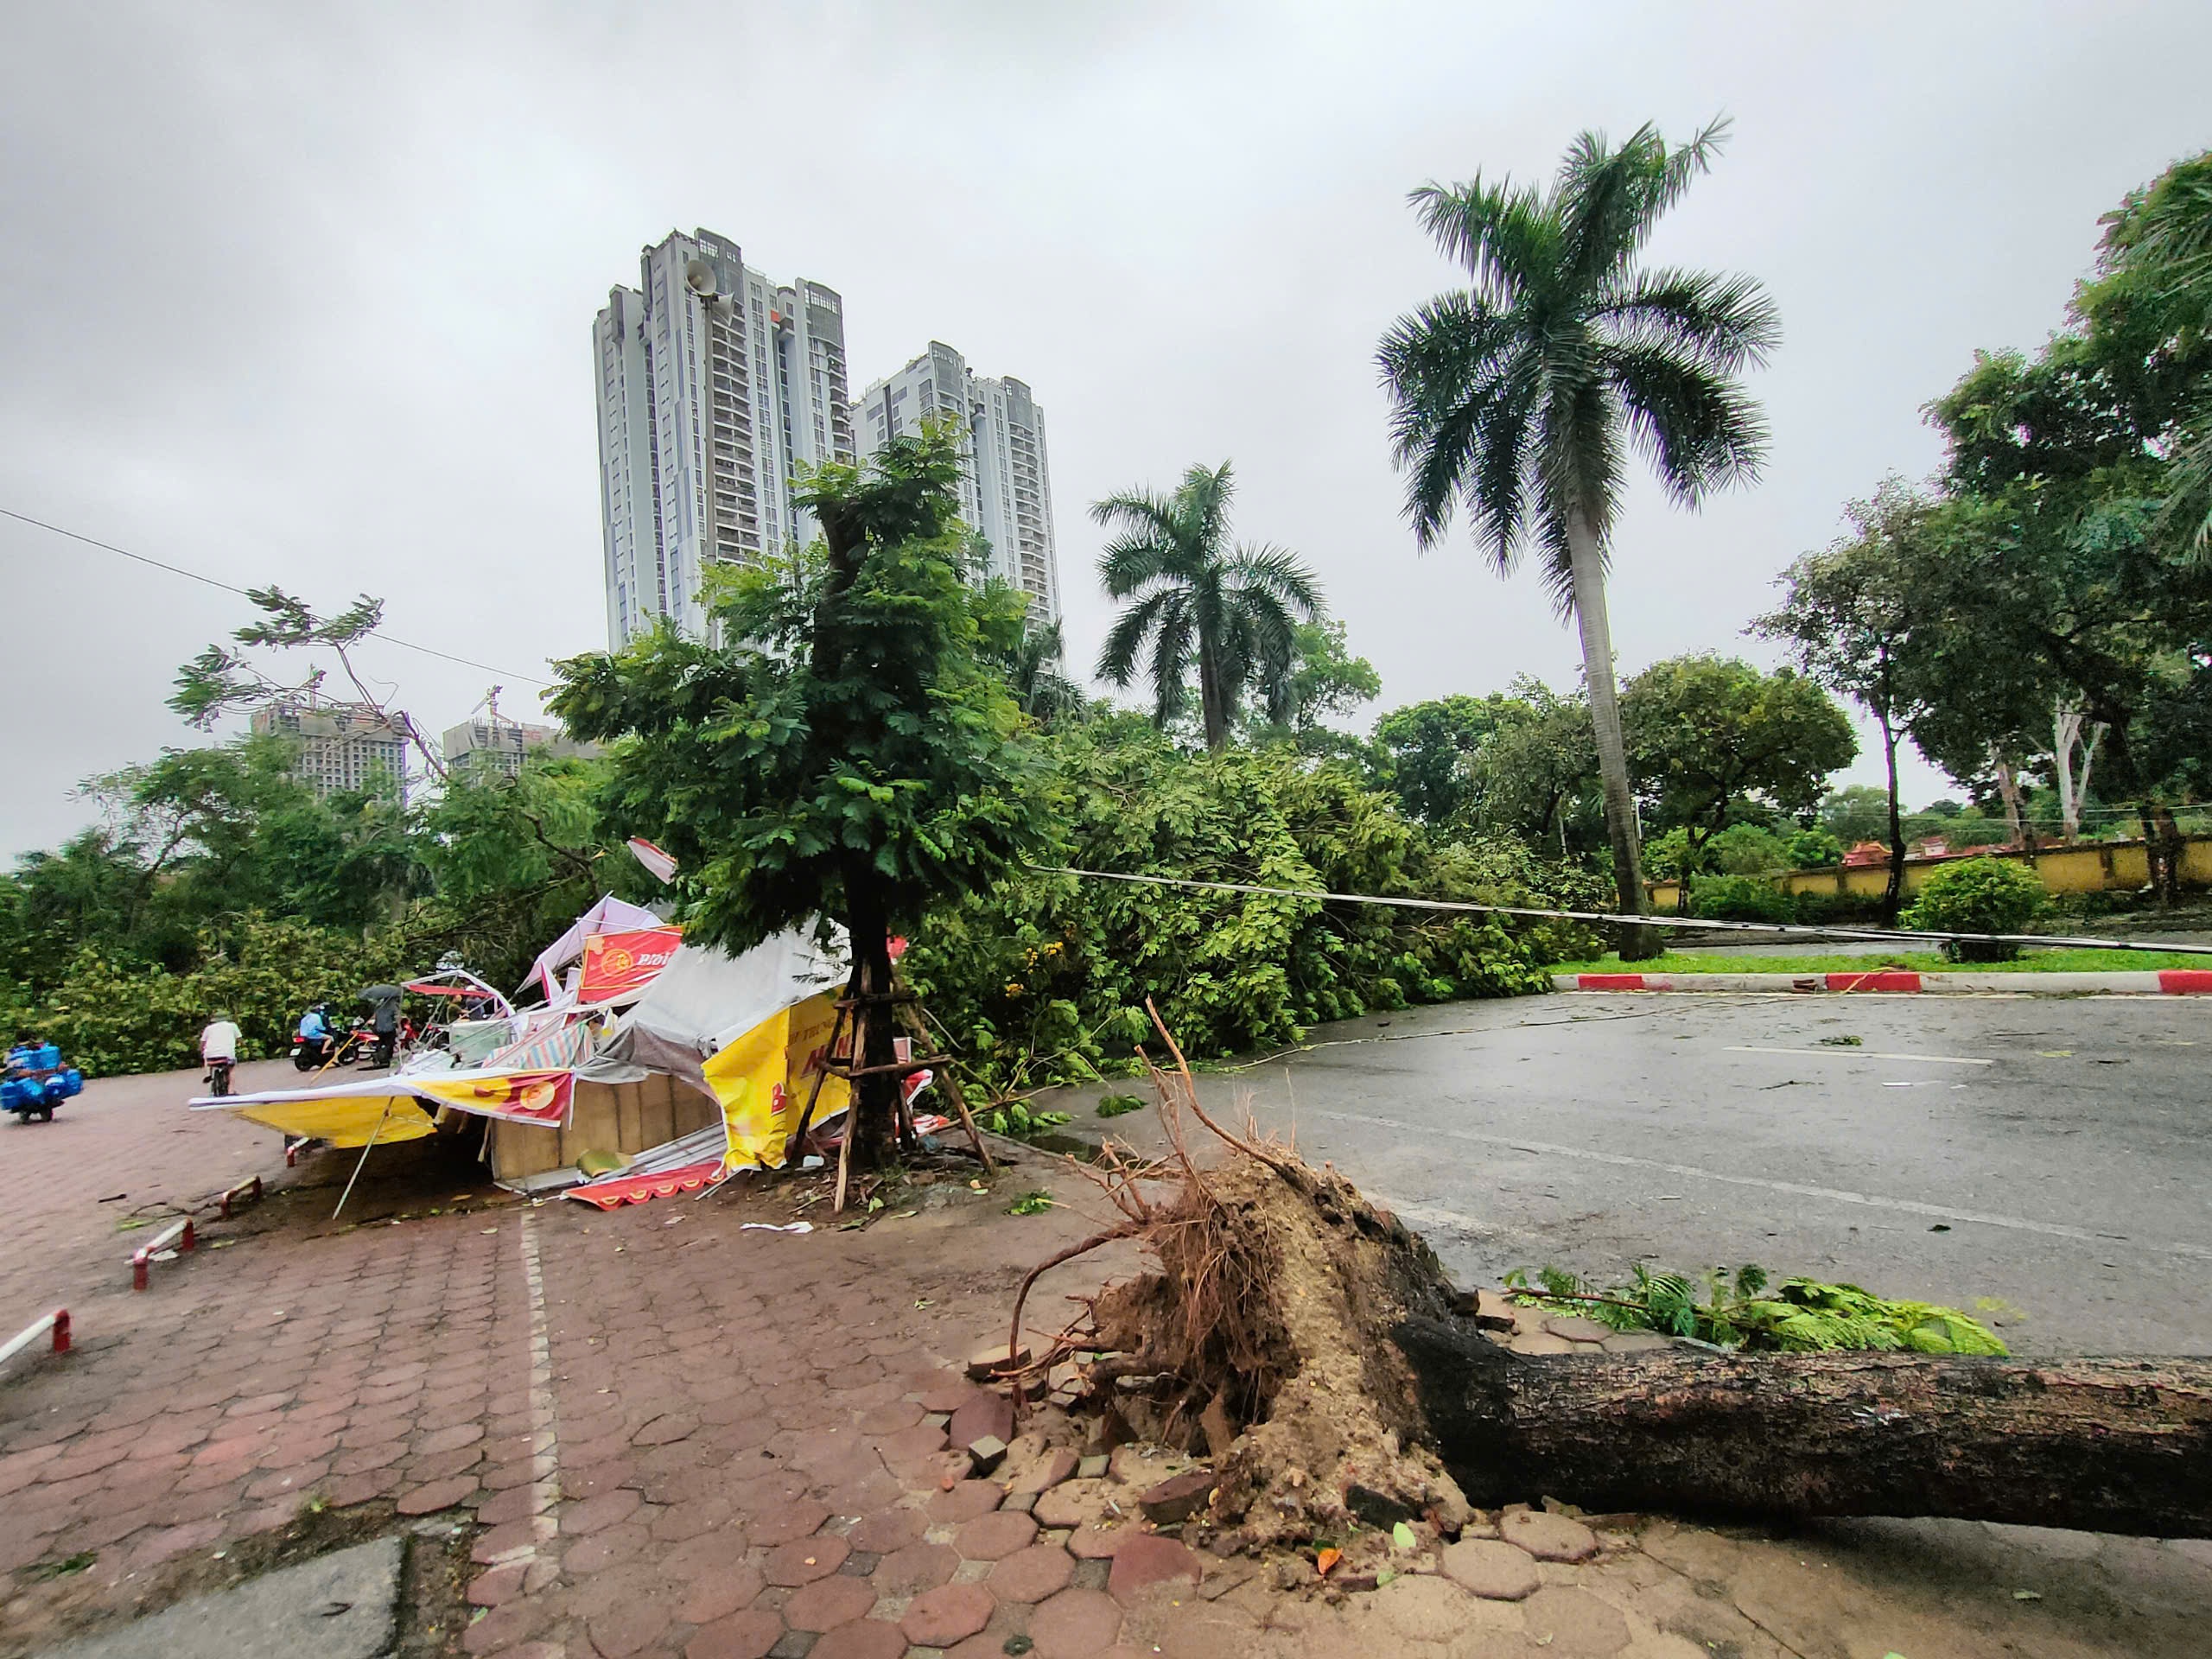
[
  {"left": 1755, "top": 478, "right": 1945, "bottom": 918},
  {"left": 903, "top": 717, "right": 1602, "bottom": 1090},
  {"left": 1093, "top": 462, "right": 1323, "bottom": 752},
  {"left": 1818, "top": 785, "right": 1891, "bottom": 845},
  {"left": 1785, "top": 826, "right": 1845, "bottom": 869},
  {"left": 1462, "top": 679, "right": 1602, "bottom": 855},
  {"left": 2074, "top": 150, "right": 2212, "bottom": 560},
  {"left": 1371, "top": 695, "right": 1521, "bottom": 825},
  {"left": 549, "top": 427, "right": 1052, "bottom": 1166},
  {"left": 1707, "top": 822, "right": 1790, "bottom": 875},
  {"left": 1911, "top": 152, "right": 2212, "bottom": 898},
  {"left": 1623, "top": 655, "right": 1857, "bottom": 885},
  {"left": 416, "top": 753, "right": 639, "bottom": 991},
  {"left": 1378, "top": 118, "right": 1780, "bottom": 957}
]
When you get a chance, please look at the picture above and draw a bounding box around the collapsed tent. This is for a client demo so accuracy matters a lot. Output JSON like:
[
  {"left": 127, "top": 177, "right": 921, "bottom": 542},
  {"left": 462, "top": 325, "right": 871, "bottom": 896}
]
[
  {"left": 189, "top": 914, "right": 868, "bottom": 1205},
  {"left": 485, "top": 926, "right": 850, "bottom": 1185}
]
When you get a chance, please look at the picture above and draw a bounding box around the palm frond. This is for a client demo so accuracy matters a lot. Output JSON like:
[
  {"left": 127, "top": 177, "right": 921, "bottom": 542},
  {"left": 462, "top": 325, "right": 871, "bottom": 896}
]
[
  {"left": 1096, "top": 588, "right": 1174, "bottom": 687},
  {"left": 1145, "top": 594, "right": 1195, "bottom": 726},
  {"left": 1097, "top": 530, "right": 1181, "bottom": 599},
  {"left": 1591, "top": 266, "right": 1780, "bottom": 373},
  {"left": 1604, "top": 343, "right": 1770, "bottom": 505},
  {"left": 1224, "top": 543, "right": 1324, "bottom": 616},
  {"left": 1408, "top": 177, "right": 1554, "bottom": 307},
  {"left": 1180, "top": 462, "right": 1236, "bottom": 567},
  {"left": 1379, "top": 293, "right": 1535, "bottom": 556}
]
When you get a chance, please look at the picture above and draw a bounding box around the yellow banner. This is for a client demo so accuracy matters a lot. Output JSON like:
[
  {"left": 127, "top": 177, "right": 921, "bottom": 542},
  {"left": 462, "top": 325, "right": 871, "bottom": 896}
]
[
  {"left": 234, "top": 1093, "right": 440, "bottom": 1148},
  {"left": 702, "top": 992, "right": 849, "bottom": 1170}
]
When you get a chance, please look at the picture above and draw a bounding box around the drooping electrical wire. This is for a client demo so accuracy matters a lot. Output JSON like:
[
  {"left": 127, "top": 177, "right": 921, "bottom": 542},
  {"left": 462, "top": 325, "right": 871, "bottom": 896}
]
[{"left": 0, "top": 505, "right": 556, "bottom": 688}]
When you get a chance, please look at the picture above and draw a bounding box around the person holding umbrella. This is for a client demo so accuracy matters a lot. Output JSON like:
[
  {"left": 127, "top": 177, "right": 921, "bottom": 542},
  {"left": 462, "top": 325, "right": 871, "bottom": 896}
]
[{"left": 360, "top": 985, "right": 404, "bottom": 1069}]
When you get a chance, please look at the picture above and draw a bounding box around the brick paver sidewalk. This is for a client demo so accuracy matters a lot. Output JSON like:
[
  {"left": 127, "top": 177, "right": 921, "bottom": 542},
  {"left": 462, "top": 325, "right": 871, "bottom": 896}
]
[{"left": 6, "top": 1071, "right": 2211, "bottom": 1659}]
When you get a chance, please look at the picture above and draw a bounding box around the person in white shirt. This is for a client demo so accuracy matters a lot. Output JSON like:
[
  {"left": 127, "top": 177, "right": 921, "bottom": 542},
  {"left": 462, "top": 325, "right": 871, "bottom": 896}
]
[{"left": 200, "top": 1014, "right": 241, "bottom": 1065}]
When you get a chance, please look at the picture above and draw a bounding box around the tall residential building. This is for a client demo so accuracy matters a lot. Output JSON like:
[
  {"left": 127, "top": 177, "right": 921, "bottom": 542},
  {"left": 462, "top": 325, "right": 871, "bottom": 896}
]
[
  {"left": 594, "top": 229, "right": 855, "bottom": 645},
  {"left": 851, "top": 343, "right": 1061, "bottom": 622},
  {"left": 251, "top": 698, "right": 410, "bottom": 802},
  {"left": 442, "top": 715, "right": 593, "bottom": 780}
]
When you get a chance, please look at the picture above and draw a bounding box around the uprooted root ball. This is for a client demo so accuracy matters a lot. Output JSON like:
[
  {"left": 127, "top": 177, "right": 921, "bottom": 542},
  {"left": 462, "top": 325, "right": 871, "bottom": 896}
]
[{"left": 1088, "top": 1147, "right": 1473, "bottom": 1553}]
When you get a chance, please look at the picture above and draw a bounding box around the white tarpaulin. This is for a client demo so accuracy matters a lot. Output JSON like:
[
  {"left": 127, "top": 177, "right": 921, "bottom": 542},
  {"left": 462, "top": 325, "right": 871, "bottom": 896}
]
[
  {"left": 520, "top": 893, "right": 664, "bottom": 997},
  {"left": 582, "top": 926, "right": 845, "bottom": 1094}
]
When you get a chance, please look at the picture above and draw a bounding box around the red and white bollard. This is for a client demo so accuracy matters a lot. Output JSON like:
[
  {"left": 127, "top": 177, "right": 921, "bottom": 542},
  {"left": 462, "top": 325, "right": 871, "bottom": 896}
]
[
  {"left": 0, "top": 1308, "right": 70, "bottom": 1368},
  {"left": 219, "top": 1175, "right": 263, "bottom": 1219},
  {"left": 130, "top": 1217, "right": 195, "bottom": 1291}
]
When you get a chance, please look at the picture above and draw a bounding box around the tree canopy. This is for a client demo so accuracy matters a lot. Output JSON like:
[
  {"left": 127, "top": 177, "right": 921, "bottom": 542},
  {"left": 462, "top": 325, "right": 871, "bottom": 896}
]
[
  {"left": 549, "top": 425, "right": 1055, "bottom": 1163},
  {"left": 1622, "top": 655, "right": 1857, "bottom": 863}
]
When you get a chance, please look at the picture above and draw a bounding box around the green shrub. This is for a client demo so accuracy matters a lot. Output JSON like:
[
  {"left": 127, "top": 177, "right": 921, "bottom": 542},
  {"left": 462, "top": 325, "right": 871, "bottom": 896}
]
[
  {"left": 1708, "top": 823, "right": 1789, "bottom": 875},
  {"left": 31, "top": 916, "right": 416, "bottom": 1077},
  {"left": 1900, "top": 856, "right": 2050, "bottom": 961},
  {"left": 1784, "top": 827, "right": 1846, "bottom": 869},
  {"left": 1688, "top": 874, "right": 1795, "bottom": 923}
]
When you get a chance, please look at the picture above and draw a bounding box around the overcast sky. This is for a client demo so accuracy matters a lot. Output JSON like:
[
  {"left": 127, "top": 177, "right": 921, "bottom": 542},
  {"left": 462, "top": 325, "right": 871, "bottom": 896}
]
[{"left": 4, "top": 2, "right": 2208, "bottom": 860}]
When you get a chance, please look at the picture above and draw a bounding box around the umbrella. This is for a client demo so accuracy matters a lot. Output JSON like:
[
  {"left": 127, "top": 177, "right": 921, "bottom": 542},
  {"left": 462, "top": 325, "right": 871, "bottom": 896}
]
[{"left": 359, "top": 984, "right": 404, "bottom": 1003}]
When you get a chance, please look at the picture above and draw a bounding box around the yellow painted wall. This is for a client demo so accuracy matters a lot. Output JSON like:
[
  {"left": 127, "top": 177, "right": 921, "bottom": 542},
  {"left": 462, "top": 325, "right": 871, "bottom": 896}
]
[{"left": 1649, "top": 835, "right": 2211, "bottom": 912}]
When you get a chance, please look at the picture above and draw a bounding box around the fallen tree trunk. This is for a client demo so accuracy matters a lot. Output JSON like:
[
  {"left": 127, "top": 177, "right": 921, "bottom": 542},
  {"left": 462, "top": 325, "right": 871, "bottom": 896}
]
[
  {"left": 1393, "top": 1319, "right": 2212, "bottom": 1537},
  {"left": 1031, "top": 1005, "right": 2212, "bottom": 1548}
]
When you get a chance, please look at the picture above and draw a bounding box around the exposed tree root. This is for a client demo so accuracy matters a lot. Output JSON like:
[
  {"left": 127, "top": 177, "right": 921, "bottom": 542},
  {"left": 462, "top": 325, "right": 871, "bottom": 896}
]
[{"left": 1013, "top": 1001, "right": 2212, "bottom": 1549}]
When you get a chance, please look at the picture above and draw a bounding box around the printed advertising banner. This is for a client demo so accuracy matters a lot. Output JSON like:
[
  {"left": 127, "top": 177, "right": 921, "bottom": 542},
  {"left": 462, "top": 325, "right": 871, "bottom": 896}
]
[{"left": 577, "top": 927, "right": 683, "bottom": 1001}]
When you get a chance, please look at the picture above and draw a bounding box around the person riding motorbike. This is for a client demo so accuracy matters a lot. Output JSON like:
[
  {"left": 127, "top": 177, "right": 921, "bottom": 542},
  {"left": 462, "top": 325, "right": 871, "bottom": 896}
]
[
  {"left": 291, "top": 1003, "right": 340, "bottom": 1070},
  {"left": 199, "top": 1012, "right": 241, "bottom": 1098}
]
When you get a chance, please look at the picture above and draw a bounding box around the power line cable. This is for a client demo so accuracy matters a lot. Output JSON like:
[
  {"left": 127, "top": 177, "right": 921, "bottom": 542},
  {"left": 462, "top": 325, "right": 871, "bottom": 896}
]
[
  {"left": 0, "top": 505, "right": 555, "bottom": 688},
  {"left": 1036, "top": 865, "right": 2212, "bottom": 957}
]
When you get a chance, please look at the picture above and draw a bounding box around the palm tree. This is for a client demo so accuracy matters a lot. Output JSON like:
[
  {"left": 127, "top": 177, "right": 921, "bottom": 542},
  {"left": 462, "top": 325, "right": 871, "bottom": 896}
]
[
  {"left": 1378, "top": 118, "right": 1778, "bottom": 956},
  {"left": 1002, "top": 616, "right": 1086, "bottom": 725},
  {"left": 1094, "top": 462, "right": 1322, "bottom": 751}
]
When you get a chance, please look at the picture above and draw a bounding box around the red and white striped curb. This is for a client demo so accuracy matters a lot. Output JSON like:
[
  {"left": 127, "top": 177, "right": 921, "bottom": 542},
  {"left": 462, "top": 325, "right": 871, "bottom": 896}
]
[
  {"left": 1555, "top": 969, "right": 2212, "bottom": 995},
  {"left": 130, "top": 1217, "right": 195, "bottom": 1290},
  {"left": 0, "top": 1308, "right": 70, "bottom": 1369}
]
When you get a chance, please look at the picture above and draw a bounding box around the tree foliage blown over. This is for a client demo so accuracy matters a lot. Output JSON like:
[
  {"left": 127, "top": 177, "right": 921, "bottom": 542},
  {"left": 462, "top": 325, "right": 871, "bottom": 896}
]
[{"left": 904, "top": 718, "right": 1603, "bottom": 1092}]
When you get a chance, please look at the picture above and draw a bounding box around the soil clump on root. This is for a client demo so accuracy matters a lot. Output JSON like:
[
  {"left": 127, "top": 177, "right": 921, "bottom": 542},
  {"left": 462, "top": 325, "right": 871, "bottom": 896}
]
[{"left": 1007, "top": 1004, "right": 1471, "bottom": 1558}]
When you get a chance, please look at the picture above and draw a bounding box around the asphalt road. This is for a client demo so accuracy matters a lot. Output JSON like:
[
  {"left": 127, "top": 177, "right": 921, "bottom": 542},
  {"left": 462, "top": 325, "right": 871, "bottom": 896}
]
[{"left": 1181, "top": 993, "right": 2212, "bottom": 1356}]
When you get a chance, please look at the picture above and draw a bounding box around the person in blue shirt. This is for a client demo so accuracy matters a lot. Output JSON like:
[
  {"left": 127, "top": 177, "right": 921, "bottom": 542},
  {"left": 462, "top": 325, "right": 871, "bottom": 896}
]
[{"left": 298, "top": 1007, "right": 328, "bottom": 1041}]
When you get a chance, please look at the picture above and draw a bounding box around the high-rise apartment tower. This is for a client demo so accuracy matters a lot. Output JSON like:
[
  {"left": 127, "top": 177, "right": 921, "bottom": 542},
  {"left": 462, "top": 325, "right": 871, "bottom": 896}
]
[
  {"left": 594, "top": 230, "right": 854, "bottom": 644},
  {"left": 851, "top": 343, "right": 1061, "bottom": 622},
  {"left": 251, "top": 698, "right": 410, "bottom": 803}
]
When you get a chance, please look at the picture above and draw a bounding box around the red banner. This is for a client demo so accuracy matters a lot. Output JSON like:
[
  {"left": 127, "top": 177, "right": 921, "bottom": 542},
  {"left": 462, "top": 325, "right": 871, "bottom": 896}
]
[{"left": 577, "top": 927, "right": 682, "bottom": 1001}]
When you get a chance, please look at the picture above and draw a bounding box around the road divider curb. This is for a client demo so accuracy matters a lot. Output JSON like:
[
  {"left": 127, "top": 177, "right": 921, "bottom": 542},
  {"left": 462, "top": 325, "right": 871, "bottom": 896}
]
[{"left": 1555, "top": 969, "right": 2212, "bottom": 995}]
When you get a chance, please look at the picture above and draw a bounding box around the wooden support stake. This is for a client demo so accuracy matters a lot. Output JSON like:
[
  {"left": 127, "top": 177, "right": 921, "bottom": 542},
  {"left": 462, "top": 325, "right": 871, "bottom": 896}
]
[{"left": 892, "top": 994, "right": 992, "bottom": 1172}]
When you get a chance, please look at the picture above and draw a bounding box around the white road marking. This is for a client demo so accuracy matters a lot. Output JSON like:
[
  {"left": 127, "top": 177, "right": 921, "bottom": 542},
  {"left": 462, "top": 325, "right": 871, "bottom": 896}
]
[
  {"left": 1315, "top": 1107, "right": 2212, "bottom": 1262},
  {"left": 1726, "top": 1045, "right": 1993, "bottom": 1066}
]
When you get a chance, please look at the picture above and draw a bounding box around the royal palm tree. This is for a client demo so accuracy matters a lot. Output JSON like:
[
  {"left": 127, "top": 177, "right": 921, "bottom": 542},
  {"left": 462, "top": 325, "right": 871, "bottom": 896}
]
[
  {"left": 1001, "top": 615, "right": 1086, "bottom": 725},
  {"left": 1094, "top": 462, "right": 1322, "bottom": 751},
  {"left": 1378, "top": 118, "right": 1778, "bottom": 955}
]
